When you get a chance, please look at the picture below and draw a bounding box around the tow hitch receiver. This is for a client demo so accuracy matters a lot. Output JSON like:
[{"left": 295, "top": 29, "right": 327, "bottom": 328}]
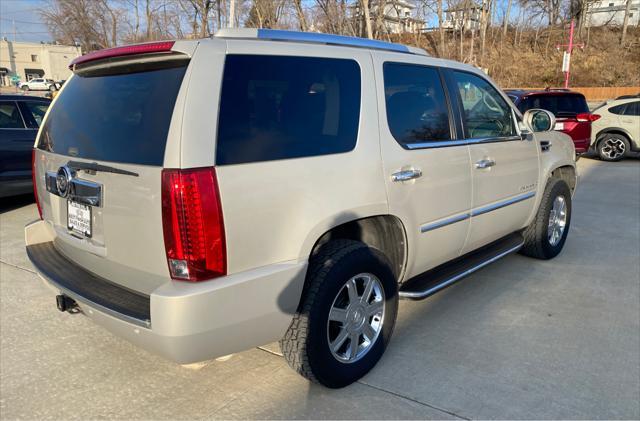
[{"left": 56, "top": 295, "right": 80, "bottom": 313}]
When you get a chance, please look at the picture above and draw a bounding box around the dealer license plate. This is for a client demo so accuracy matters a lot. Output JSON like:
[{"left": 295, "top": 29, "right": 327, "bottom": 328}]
[{"left": 67, "top": 201, "right": 92, "bottom": 237}]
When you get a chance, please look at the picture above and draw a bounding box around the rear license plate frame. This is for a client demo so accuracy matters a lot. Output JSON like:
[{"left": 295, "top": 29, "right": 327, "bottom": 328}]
[{"left": 67, "top": 200, "right": 92, "bottom": 238}]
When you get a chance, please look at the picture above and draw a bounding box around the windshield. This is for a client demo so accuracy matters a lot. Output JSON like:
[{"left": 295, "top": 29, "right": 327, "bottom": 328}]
[{"left": 38, "top": 63, "right": 187, "bottom": 166}]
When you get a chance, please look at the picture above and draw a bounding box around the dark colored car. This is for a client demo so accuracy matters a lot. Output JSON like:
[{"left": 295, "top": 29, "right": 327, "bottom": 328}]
[
  {"left": 0, "top": 95, "right": 51, "bottom": 198},
  {"left": 506, "top": 89, "right": 600, "bottom": 154}
]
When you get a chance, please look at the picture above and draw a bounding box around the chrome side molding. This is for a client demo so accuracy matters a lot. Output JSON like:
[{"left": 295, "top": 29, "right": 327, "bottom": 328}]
[{"left": 420, "top": 191, "right": 535, "bottom": 234}]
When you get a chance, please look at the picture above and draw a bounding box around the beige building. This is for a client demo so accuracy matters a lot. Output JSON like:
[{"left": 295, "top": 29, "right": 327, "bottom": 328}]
[{"left": 0, "top": 39, "right": 82, "bottom": 87}]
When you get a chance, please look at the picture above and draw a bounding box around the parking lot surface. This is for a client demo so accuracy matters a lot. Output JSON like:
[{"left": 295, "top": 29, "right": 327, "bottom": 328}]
[{"left": 1, "top": 157, "right": 639, "bottom": 420}]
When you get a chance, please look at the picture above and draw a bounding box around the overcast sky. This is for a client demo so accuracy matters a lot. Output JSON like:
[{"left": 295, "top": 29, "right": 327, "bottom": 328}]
[{"left": 0, "top": 0, "right": 51, "bottom": 43}]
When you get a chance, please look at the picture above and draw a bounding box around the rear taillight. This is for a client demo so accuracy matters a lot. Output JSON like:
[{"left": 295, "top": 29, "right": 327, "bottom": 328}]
[
  {"left": 69, "top": 41, "right": 175, "bottom": 69},
  {"left": 161, "top": 167, "right": 226, "bottom": 281},
  {"left": 32, "top": 149, "right": 42, "bottom": 220},
  {"left": 576, "top": 113, "right": 601, "bottom": 122}
]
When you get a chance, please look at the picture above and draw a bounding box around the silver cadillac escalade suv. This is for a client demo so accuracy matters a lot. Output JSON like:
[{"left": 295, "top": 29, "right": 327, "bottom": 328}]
[{"left": 26, "top": 29, "right": 577, "bottom": 388}]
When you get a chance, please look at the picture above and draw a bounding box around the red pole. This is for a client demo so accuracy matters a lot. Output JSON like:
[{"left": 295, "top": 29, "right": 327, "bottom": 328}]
[{"left": 564, "top": 19, "right": 575, "bottom": 89}]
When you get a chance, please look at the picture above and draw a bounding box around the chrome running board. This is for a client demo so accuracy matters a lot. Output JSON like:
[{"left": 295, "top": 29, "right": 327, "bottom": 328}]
[{"left": 399, "top": 233, "right": 524, "bottom": 300}]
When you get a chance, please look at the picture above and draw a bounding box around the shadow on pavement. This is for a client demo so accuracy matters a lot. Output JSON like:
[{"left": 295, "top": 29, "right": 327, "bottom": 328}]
[{"left": 1, "top": 194, "right": 35, "bottom": 214}]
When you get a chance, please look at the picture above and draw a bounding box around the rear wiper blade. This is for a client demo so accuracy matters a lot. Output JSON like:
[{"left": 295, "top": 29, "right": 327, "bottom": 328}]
[{"left": 67, "top": 161, "right": 139, "bottom": 177}]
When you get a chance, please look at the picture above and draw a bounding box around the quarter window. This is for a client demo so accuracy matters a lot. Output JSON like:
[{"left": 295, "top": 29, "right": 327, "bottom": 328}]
[
  {"left": 216, "top": 55, "right": 361, "bottom": 165},
  {"left": 0, "top": 102, "right": 25, "bottom": 129},
  {"left": 382, "top": 63, "right": 451, "bottom": 147},
  {"left": 452, "top": 71, "right": 517, "bottom": 139}
]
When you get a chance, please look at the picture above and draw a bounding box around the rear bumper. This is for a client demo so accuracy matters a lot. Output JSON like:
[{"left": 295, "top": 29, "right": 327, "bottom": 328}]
[
  {"left": 25, "top": 220, "right": 307, "bottom": 363},
  {"left": 572, "top": 138, "right": 590, "bottom": 154}
]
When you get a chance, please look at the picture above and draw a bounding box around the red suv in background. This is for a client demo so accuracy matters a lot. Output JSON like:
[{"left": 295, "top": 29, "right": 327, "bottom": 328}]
[{"left": 506, "top": 89, "right": 600, "bottom": 154}]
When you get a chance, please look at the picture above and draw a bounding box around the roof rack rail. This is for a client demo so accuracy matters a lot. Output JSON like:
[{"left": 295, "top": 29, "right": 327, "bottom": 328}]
[{"left": 215, "top": 28, "right": 428, "bottom": 56}]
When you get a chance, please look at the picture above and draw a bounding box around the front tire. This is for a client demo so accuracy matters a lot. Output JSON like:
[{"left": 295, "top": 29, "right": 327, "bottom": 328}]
[
  {"left": 280, "top": 240, "right": 398, "bottom": 388},
  {"left": 597, "top": 134, "right": 629, "bottom": 162},
  {"left": 21, "top": 85, "right": 29, "bottom": 91},
  {"left": 521, "top": 178, "right": 572, "bottom": 260}
]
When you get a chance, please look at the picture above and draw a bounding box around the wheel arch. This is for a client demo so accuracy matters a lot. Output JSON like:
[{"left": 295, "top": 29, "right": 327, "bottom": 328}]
[
  {"left": 548, "top": 164, "right": 577, "bottom": 195},
  {"left": 306, "top": 214, "right": 408, "bottom": 283},
  {"left": 595, "top": 127, "right": 633, "bottom": 147}
]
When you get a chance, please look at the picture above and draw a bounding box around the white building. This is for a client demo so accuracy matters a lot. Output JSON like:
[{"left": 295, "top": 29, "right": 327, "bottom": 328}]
[
  {"left": 355, "top": 0, "right": 424, "bottom": 34},
  {"left": 585, "top": 0, "right": 640, "bottom": 27},
  {"left": 0, "top": 39, "right": 82, "bottom": 87},
  {"left": 442, "top": 0, "right": 484, "bottom": 31}
]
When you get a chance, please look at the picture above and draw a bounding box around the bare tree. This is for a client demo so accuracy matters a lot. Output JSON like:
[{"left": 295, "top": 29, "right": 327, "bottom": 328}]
[
  {"left": 620, "top": 0, "right": 632, "bottom": 44},
  {"left": 292, "top": 0, "right": 308, "bottom": 30},
  {"left": 437, "top": 0, "right": 446, "bottom": 56},
  {"left": 361, "top": 0, "right": 374, "bottom": 38},
  {"left": 502, "top": 0, "right": 512, "bottom": 36}
]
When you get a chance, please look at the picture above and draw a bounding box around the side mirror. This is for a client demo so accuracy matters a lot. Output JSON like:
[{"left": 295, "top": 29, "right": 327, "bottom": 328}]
[{"left": 523, "top": 109, "right": 556, "bottom": 132}]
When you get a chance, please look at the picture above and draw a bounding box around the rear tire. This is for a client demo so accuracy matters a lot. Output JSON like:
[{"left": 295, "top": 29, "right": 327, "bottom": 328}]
[
  {"left": 21, "top": 85, "right": 29, "bottom": 91},
  {"left": 597, "top": 134, "right": 629, "bottom": 162},
  {"left": 280, "top": 240, "right": 398, "bottom": 388},
  {"left": 520, "top": 178, "right": 572, "bottom": 260}
]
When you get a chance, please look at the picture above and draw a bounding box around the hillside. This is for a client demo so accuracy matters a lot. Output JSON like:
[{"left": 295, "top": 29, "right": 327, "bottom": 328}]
[{"left": 394, "top": 26, "right": 640, "bottom": 88}]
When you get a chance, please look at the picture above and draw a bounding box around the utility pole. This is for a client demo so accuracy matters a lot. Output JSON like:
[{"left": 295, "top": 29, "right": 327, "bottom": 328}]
[{"left": 556, "top": 19, "right": 584, "bottom": 89}]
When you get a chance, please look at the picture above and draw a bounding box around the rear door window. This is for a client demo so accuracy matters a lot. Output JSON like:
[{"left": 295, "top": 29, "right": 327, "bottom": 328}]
[
  {"left": 216, "top": 55, "right": 361, "bottom": 165},
  {"left": 382, "top": 62, "right": 451, "bottom": 147},
  {"left": 38, "top": 64, "right": 187, "bottom": 166},
  {"left": 0, "top": 102, "right": 25, "bottom": 129},
  {"left": 519, "top": 94, "right": 589, "bottom": 117}
]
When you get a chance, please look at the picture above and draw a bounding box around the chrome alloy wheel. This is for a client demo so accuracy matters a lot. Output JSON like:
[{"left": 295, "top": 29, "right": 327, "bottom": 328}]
[
  {"left": 601, "top": 138, "right": 626, "bottom": 160},
  {"left": 548, "top": 195, "right": 567, "bottom": 247},
  {"left": 327, "top": 273, "right": 385, "bottom": 364}
]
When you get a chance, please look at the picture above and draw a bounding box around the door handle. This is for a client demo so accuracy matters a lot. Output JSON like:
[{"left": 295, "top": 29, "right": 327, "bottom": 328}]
[
  {"left": 391, "top": 168, "right": 422, "bottom": 182},
  {"left": 475, "top": 158, "right": 496, "bottom": 169}
]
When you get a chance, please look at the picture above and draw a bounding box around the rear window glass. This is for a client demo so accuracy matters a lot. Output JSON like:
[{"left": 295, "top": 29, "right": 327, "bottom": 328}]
[
  {"left": 38, "top": 64, "right": 187, "bottom": 166},
  {"left": 216, "top": 55, "right": 361, "bottom": 165},
  {"left": 517, "top": 94, "right": 589, "bottom": 117}
]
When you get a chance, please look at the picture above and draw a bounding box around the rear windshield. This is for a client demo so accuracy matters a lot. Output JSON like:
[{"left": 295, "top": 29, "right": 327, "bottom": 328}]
[
  {"left": 38, "top": 64, "right": 187, "bottom": 166},
  {"left": 517, "top": 94, "right": 589, "bottom": 117}
]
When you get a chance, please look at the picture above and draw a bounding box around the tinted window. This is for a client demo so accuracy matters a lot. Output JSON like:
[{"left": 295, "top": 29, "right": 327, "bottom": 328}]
[
  {"left": 608, "top": 104, "right": 626, "bottom": 115},
  {"left": 452, "top": 71, "right": 516, "bottom": 138},
  {"left": 518, "top": 94, "right": 589, "bottom": 117},
  {"left": 38, "top": 64, "right": 187, "bottom": 166},
  {"left": 18, "top": 101, "right": 49, "bottom": 128},
  {"left": 0, "top": 102, "right": 25, "bottom": 129},
  {"left": 383, "top": 63, "right": 451, "bottom": 146},
  {"left": 216, "top": 55, "right": 361, "bottom": 165},
  {"left": 624, "top": 102, "right": 640, "bottom": 116}
]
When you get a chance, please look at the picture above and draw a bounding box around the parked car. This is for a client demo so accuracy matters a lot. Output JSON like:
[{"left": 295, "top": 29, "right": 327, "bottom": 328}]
[
  {"left": 0, "top": 95, "right": 51, "bottom": 198},
  {"left": 19, "top": 78, "right": 54, "bottom": 91},
  {"left": 506, "top": 89, "right": 600, "bottom": 154},
  {"left": 590, "top": 97, "right": 640, "bottom": 161},
  {"left": 26, "top": 30, "right": 577, "bottom": 388}
]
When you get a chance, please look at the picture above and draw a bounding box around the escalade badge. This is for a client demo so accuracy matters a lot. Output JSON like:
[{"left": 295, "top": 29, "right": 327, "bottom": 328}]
[{"left": 56, "top": 166, "right": 73, "bottom": 198}]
